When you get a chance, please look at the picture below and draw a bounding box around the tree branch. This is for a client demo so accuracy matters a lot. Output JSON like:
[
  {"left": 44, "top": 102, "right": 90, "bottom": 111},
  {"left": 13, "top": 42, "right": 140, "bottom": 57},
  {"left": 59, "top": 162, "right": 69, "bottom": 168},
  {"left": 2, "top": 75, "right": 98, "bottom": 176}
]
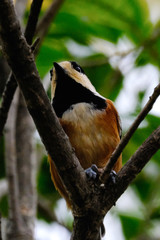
[
  {"left": 1, "top": 1, "right": 160, "bottom": 240},
  {"left": 100, "top": 82, "right": 160, "bottom": 183},
  {"left": 102, "top": 126, "right": 160, "bottom": 213},
  {"left": 69, "top": 127, "right": 160, "bottom": 240},
  {"left": 0, "top": 0, "right": 43, "bottom": 137},
  {"left": 0, "top": 0, "right": 27, "bottom": 97},
  {"left": 1, "top": 1, "right": 43, "bottom": 239},
  {"left": 4, "top": 89, "right": 24, "bottom": 237},
  {"left": 16, "top": 90, "right": 37, "bottom": 238},
  {"left": 0, "top": 0, "right": 88, "bottom": 209},
  {"left": 24, "top": 0, "right": 43, "bottom": 45},
  {"left": 0, "top": 74, "right": 18, "bottom": 136},
  {"left": 0, "top": 55, "right": 10, "bottom": 96},
  {"left": 36, "top": 0, "right": 65, "bottom": 48}
]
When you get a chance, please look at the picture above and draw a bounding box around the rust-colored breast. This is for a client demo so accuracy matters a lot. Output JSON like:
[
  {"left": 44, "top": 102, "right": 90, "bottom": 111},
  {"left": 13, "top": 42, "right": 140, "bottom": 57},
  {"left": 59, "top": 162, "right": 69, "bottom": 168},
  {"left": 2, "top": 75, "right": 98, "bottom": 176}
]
[
  {"left": 49, "top": 100, "right": 122, "bottom": 207},
  {"left": 61, "top": 100, "right": 122, "bottom": 169}
]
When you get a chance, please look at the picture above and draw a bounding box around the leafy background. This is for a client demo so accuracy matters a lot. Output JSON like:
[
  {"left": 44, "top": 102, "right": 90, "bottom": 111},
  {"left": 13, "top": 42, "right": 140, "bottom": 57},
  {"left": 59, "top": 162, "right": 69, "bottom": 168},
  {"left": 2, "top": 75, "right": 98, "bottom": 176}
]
[{"left": 0, "top": 0, "right": 160, "bottom": 239}]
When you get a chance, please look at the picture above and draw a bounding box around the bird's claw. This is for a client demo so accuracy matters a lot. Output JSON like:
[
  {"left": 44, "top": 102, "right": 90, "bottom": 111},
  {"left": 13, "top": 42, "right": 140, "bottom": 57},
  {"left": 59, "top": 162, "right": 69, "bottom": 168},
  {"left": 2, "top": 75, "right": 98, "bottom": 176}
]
[
  {"left": 85, "top": 164, "right": 99, "bottom": 179},
  {"left": 109, "top": 170, "right": 117, "bottom": 184}
]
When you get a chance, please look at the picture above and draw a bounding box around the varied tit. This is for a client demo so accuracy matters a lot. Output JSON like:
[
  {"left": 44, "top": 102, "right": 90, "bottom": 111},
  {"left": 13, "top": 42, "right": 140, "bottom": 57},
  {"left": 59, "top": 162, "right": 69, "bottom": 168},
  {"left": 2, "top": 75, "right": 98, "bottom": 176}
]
[{"left": 48, "top": 61, "right": 122, "bottom": 207}]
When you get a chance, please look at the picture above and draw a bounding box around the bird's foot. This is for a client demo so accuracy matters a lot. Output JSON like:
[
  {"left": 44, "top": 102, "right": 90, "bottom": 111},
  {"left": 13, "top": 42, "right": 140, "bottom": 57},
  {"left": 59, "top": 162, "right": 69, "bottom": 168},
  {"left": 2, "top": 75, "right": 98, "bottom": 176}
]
[
  {"left": 108, "top": 170, "right": 117, "bottom": 206},
  {"left": 109, "top": 170, "right": 117, "bottom": 184},
  {"left": 85, "top": 164, "right": 100, "bottom": 179}
]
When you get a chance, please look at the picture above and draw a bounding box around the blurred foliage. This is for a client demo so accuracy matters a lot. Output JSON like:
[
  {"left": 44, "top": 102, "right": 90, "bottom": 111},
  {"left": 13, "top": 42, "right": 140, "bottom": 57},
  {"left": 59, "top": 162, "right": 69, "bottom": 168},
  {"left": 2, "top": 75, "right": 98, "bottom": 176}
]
[
  {"left": 0, "top": 195, "right": 8, "bottom": 217},
  {"left": 120, "top": 214, "right": 144, "bottom": 239},
  {"left": 37, "top": 156, "right": 60, "bottom": 203},
  {"left": 0, "top": 0, "right": 160, "bottom": 239},
  {"left": 36, "top": 0, "right": 153, "bottom": 78}
]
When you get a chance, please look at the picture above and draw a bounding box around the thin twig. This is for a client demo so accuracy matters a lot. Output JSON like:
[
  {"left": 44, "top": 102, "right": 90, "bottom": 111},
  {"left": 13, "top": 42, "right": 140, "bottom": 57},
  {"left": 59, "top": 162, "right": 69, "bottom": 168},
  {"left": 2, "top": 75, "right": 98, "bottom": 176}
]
[
  {"left": 0, "top": 40, "right": 40, "bottom": 137},
  {"left": 103, "top": 126, "right": 160, "bottom": 213},
  {"left": 0, "top": 74, "right": 17, "bottom": 137},
  {"left": 24, "top": 0, "right": 43, "bottom": 45},
  {"left": 31, "top": 37, "right": 40, "bottom": 52},
  {"left": 36, "top": 0, "right": 65, "bottom": 47},
  {"left": 100, "top": 82, "right": 160, "bottom": 183}
]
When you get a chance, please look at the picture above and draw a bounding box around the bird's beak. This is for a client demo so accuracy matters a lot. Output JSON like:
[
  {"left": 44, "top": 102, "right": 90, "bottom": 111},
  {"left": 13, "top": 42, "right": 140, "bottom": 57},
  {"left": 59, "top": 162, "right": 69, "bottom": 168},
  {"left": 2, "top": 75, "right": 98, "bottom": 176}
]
[{"left": 53, "top": 62, "right": 65, "bottom": 79}]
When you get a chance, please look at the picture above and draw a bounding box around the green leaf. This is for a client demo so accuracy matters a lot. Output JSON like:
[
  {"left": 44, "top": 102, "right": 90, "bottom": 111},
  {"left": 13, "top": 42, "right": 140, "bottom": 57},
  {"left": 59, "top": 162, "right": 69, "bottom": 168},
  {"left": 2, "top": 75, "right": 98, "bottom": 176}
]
[{"left": 120, "top": 214, "right": 143, "bottom": 239}]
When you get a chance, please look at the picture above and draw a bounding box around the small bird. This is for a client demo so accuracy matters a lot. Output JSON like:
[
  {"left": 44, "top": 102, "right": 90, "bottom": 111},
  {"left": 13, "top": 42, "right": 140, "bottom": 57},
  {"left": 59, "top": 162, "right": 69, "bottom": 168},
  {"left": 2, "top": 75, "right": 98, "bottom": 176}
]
[{"left": 48, "top": 61, "right": 122, "bottom": 208}]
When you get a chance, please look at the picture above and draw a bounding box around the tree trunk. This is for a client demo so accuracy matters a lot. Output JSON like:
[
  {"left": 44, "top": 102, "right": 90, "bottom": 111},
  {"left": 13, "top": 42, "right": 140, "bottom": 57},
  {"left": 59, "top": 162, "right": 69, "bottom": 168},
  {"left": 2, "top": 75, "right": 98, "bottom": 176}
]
[
  {"left": 16, "top": 90, "right": 37, "bottom": 239},
  {"left": 5, "top": 90, "right": 25, "bottom": 240},
  {"left": 71, "top": 213, "right": 104, "bottom": 240}
]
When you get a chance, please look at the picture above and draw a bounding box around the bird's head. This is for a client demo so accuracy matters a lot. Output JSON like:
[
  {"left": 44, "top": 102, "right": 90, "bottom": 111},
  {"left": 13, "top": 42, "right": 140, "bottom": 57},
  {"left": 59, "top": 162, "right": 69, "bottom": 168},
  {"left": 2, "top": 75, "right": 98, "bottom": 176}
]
[
  {"left": 50, "top": 61, "right": 97, "bottom": 98},
  {"left": 50, "top": 61, "right": 106, "bottom": 117}
]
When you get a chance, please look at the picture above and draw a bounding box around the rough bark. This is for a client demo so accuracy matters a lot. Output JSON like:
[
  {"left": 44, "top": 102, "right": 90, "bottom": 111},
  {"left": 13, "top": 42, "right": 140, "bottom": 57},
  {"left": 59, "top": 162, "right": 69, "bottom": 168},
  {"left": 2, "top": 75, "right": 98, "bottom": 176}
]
[
  {"left": 0, "top": 56, "right": 10, "bottom": 96},
  {"left": 24, "top": 0, "right": 43, "bottom": 45},
  {"left": 102, "top": 126, "right": 160, "bottom": 213},
  {"left": 71, "top": 215, "right": 102, "bottom": 240},
  {"left": 0, "top": 1, "right": 160, "bottom": 240},
  {"left": 0, "top": 0, "right": 43, "bottom": 137},
  {"left": 2, "top": 1, "right": 43, "bottom": 239},
  {"left": 0, "top": 0, "right": 88, "bottom": 208},
  {"left": 0, "top": 74, "right": 17, "bottom": 136},
  {"left": 0, "top": 0, "right": 64, "bottom": 137}
]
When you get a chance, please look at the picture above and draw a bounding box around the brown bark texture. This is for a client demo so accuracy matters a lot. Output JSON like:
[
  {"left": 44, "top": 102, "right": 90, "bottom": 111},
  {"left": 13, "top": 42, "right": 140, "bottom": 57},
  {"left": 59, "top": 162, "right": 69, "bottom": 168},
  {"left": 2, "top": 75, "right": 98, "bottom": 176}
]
[
  {"left": 2, "top": 0, "right": 43, "bottom": 239},
  {"left": 0, "top": 1, "right": 160, "bottom": 240},
  {"left": 0, "top": 0, "right": 43, "bottom": 137}
]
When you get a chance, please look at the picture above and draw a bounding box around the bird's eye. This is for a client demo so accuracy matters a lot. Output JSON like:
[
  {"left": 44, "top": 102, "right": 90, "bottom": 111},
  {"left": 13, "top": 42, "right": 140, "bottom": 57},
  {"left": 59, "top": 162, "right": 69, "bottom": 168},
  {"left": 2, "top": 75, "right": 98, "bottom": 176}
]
[
  {"left": 75, "top": 66, "right": 82, "bottom": 73},
  {"left": 70, "top": 61, "right": 84, "bottom": 74}
]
